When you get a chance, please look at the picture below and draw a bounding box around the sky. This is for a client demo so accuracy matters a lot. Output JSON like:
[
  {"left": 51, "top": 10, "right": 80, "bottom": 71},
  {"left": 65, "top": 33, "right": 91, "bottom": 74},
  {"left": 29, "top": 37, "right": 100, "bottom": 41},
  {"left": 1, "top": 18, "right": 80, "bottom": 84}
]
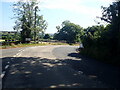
[{"left": 0, "top": 0, "right": 113, "bottom": 33}]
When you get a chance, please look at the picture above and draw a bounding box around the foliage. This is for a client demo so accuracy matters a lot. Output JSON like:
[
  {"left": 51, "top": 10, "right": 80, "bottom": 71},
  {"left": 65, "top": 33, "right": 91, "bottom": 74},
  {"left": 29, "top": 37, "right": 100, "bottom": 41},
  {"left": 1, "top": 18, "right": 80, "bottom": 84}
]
[
  {"left": 43, "top": 34, "right": 51, "bottom": 39},
  {"left": 80, "top": 1, "right": 120, "bottom": 65},
  {"left": 2, "top": 32, "right": 21, "bottom": 41},
  {"left": 13, "top": 0, "right": 48, "bottom": 43},
  {"left": 81, "top": 25, "right": 105, "bottom": 48},
  {"left": 54, "top": 20, "right": 83, "bottom": 43}
]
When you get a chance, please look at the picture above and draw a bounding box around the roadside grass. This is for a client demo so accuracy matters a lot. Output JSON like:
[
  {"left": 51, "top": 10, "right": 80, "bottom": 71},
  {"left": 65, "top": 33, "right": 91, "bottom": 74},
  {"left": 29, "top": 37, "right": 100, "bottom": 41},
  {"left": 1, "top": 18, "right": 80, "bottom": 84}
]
[{"left": 0, "top": 42, "right": 79, "bottom": 49}]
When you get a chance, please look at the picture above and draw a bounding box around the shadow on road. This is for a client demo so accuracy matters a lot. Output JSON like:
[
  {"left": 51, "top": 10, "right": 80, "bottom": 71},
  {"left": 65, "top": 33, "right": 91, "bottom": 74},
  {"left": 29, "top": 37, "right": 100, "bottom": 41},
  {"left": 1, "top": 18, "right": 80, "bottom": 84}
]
[
  {"left": 68, "top": 52, "right": 120, "bottom": 88},
  {"left": 68, "top": 53, "right": 81, "bottom": 59},
  {"left": 2, "top": 57, "right": 87, "bottom": 88},
  {"left": 1, "top": 54, "right": 120, "bottom": 88}
]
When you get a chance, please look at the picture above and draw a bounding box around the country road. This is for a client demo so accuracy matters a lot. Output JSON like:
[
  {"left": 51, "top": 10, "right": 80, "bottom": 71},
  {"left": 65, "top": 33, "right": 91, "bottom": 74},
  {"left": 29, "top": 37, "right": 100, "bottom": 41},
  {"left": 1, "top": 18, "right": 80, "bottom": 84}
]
[{"left": 1, "top": 45, "right": 120, "bottom": 88}]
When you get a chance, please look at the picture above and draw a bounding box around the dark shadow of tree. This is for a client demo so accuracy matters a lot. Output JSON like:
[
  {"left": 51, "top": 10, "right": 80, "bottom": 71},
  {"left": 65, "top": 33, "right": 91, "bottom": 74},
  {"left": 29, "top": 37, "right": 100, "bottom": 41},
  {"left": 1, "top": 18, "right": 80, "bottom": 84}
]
[
  {"left": 68, "top": 53, "right": 120, "bottom": 88},
  {"left": 1, "top": 54, "right": 120, "bottom": 88}
]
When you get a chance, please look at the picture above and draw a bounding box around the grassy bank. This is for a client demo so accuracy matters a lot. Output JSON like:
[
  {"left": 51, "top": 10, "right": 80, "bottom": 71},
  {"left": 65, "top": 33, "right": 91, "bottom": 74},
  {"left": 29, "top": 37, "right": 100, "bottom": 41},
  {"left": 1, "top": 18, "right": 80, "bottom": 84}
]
[{"left": 0, "top": 42, "right": 79, "bottom": 49}]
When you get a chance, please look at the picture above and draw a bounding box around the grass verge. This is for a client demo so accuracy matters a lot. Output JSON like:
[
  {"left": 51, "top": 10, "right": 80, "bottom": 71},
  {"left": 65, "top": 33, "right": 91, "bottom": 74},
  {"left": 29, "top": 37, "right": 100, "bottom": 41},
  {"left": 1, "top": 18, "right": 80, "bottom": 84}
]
[{"left": 0, "top": 42, "right": 79, "bottom": 49}]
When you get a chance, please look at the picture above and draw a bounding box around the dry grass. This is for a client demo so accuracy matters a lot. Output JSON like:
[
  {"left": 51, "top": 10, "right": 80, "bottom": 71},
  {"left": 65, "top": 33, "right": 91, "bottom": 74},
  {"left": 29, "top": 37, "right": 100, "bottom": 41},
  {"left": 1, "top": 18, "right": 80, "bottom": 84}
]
[
  {"left": 0, "top": 41, "right": 79, "bottom": 49},
  {"left": 0, "top": 42, "right": 71, "bottom": 49}
]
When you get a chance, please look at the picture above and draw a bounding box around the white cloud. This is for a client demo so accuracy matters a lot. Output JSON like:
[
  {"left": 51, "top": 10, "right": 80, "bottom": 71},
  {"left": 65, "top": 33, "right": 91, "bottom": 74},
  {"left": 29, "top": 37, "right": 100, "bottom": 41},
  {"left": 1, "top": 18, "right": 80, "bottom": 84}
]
[
  {"left": 2, "top": 0, "right": 112, "bottom": 18},
  {"left": 38, "top": 0, "right": 113, "bottom": 29},
  {"left": 1, "top": 0, "right": 113, "bottom": 3},
  {"left": 39, "top": 0, "right": 113, "bottom": 8},
  {"left": 39, "top": 0, "right": 81, "bottom": 9},
  {"left": 39, "top": 0, "right": 105, "bottom": 17}
]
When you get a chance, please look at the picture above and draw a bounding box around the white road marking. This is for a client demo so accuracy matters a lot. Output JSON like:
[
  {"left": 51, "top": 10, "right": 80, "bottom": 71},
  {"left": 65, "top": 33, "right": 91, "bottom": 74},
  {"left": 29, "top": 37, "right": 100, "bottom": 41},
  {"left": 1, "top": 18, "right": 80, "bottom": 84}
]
[
  {"left": 16, "top": 53, "right": 20, "bottom": 56},
  {"left": 13, "top": 49, "right": 25, "bottom": 57},
  {"left": 19, "top": 50, "right": 21, "bottom": 51},
  {"left": 1, "top": 48, "right": 26, "bottom": 78},
  {"left": 17, "top": 54, "right": 21, "bottom": 57},
  {"left": 13, "top": 55, "right": 17, "bottom": 57},
  {"left": 19, "top": 49, "right": 23, "bottom": 52},
  {"left": 1, "top": 71, "right": 6, "bottom": 78},
  {"left": 5, "top": 65, "right": 9, "bottom": 69},
  {"left": 1, "top": 65, "right": 10, "bottom": 78}
]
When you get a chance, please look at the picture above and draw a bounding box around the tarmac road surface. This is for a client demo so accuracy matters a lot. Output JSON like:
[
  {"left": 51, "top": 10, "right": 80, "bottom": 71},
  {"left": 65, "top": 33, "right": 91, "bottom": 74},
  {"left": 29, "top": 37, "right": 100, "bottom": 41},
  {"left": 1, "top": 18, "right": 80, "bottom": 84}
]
[{"left": 1, "top": 45, "right": 120, "bottom": 88}]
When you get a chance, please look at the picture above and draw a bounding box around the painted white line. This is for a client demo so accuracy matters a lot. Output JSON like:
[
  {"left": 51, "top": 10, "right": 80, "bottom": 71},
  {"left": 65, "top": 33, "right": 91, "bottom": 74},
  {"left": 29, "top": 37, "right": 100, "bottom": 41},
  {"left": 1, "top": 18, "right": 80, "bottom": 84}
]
[
  {"left": 22, "top": 50, "right": 24, "bottom": 51},
  {"left": 1, "top": 71, "right": 6, "bottom": 78},
  {"left": 13, "top": 53, "right": 21, "bottom": 57},
  {"left": 19, "top": 49, "right": 23, "bottom": 52},
  {"left": 5, "top": 65, "right": 9, "bottom": 69},
  {"left": 13, "top": 55, "right": 17, "bottom": 57},
  {"left": 16, "top": 53, "right": 19, "bottom": 56},
  {"left": 13, "top": 48, "right": 25, "bottom": 57},
  {"left": 17, "top": 54, "right": 21, "bottom": 57}
]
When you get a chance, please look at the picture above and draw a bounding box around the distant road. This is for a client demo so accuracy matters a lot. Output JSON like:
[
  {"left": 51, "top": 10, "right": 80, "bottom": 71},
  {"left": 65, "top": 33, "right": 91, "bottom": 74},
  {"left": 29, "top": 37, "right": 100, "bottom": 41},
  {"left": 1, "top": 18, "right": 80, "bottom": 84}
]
[{"left": 1, "top": 45, "right": 120, "bottom": 88}]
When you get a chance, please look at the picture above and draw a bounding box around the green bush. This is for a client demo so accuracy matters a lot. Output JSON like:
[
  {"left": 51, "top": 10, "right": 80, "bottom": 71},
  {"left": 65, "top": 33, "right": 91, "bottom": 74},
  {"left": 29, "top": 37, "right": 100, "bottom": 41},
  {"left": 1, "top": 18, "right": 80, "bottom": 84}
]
[{"left": 80, "top": 24, "right": 120, "bottom": 65}]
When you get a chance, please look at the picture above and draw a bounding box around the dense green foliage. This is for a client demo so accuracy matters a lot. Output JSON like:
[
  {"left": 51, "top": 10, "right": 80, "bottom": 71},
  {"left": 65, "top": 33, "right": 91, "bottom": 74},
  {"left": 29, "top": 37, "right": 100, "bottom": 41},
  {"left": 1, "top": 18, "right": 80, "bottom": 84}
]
[
  {"left": 80, "top": 1, "right": 120, "bottom": 65},
  {"left": 13, "top": 0, "right": 47, "bottom": 43},
  {"left": 43, "top": 34, "right": 51, "bottom": 39},
  {"left": 1, "top": 32, "right": 20, "bottom": 41},
  {"left": 54, "top": 20, "right": 83, "bottom": 43}
]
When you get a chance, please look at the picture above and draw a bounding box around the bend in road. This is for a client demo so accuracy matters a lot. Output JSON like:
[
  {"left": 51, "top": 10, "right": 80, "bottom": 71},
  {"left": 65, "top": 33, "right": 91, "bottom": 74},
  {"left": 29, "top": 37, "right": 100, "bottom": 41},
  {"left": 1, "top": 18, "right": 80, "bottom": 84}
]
[{"left": 1, "top": 45, "right": 120, "bottom": 88}]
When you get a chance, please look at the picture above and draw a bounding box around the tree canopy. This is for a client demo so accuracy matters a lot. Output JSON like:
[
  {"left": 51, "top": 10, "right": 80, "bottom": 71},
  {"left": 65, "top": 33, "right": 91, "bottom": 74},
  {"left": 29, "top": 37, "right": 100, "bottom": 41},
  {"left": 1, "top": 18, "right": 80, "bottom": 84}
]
[
  {"left": 43, "top": 34, "right": 51, "bottom": 39},
  {"left": 13, "top": 0, "right": 48, "bottom": 43},
  {"left": 54, "top": 20, "right": 83, "bottom": 43},
  {"left": 80, "top": 1, "right": 120, "bottom": 65}
]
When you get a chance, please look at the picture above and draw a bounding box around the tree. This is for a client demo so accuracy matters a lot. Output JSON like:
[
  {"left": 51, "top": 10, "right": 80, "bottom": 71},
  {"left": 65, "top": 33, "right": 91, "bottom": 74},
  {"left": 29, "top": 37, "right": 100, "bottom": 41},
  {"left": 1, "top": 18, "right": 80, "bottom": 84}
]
[
  {"left": 54, "top": 20, "right": 83, "bottom": 43},
  {"left": 61, "top": 20, "right": 71, "bottom": 27},
  {"left": 81, "top": 25, "right": 105, "bottom": 48},
  {"left": 100, "top": 1, "right": 120, "bottom": 57},
  {"left": 80, "top": 1, "right": 120, "bottom": 65},
  {"left": 43, "top": 34, "right": 51, "bottom": 39},
  {"left": 13, "top": 0, "right": 47, "bottom": 43},
  {"left": 56, "top": 26, "right": 60, "bottom": 32}
]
